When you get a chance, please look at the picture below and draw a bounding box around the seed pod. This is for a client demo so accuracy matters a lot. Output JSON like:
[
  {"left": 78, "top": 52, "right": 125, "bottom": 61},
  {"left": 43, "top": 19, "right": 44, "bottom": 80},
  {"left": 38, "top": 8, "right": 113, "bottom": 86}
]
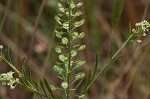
[
  {"left": 75, "top": 72, "right": 85, "bottom": 80},
  {"left": 61, "top": 82, "right": 68, "bottom": 89}
]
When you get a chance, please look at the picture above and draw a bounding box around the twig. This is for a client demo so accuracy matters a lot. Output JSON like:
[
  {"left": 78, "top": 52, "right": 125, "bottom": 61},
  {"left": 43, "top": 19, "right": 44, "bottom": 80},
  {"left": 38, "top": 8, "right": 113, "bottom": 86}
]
[{"left": 26, "top": 0, "right": 46, "bottom": 65}]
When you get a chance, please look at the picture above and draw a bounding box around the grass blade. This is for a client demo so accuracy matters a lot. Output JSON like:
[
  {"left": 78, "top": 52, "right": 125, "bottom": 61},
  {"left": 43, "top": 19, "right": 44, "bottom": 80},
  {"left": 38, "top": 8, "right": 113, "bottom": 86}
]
[
  {"left": 111, "top": 0, "right": 124, "bottom": 28},
  {"left": 27, "top": 65, "right": 32, "bottom": 82},
  {"left": 82, "top": 70, "right": 92, "bottom": 94},
  {"left": 93, "top": 54, "right": 98, "bottom": 77}
]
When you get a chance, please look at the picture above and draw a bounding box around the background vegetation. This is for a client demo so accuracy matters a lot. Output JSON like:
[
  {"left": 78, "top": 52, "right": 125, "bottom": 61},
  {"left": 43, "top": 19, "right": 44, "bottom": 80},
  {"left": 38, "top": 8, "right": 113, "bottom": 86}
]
[{"left": 0, "top": 0, "right": 150, "bottom": 99}]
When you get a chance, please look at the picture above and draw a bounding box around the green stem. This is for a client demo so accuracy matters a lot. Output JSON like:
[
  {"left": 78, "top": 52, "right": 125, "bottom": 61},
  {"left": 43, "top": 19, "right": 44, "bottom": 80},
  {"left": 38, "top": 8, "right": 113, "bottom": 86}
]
[
  {"left": 66, "top": 0, "right": 72, "bottom": 99},
  {"left": 18, "top": 82, "right": 51, "bottom": 99},
  {"left": 83, "top": 34, "right": 134, "bottom": 94},
  {"left": 0, "top": 55, "right": 20, "bottom": 74}
]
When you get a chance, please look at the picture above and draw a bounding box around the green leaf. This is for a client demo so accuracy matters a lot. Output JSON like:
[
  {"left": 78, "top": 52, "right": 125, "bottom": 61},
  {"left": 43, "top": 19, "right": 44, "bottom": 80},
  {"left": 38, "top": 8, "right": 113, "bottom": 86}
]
[
  {"left": 20, "top": 57, "right": 26, "bottom": 69},
  {"left": 44, "top": 79, "right": 55, "bottom": 99},
  {"left": 78, "top": 45, "right": 86, "bottom": 50},
  {"left": 28, "top": 65, "right": 32, "bottom": 82},
  {"left": 21, "top": 67, "right": 28, "bottom": 84},
  {"left": 74, "top": 19, "right": 85, "bottom": 27},
  {"left": 33, "top": 80, "right": 40, "bottom": 93},
  {"left": 62, "top": 37, "right": 68, "bottom": 44},
  {"left": 8, "top": 48, "right": 13, "bottom": 64},
  {"left": 111, "top": 0, "right": 124, "bottom": 28},
  {"left": 75, "top": 72, "right": 85, "bottom": 80},
  {"left": 55, "top": 46, "right": 61, "bottom": 53},
  {"left": 40, "top": 80, "right": 47, "bottom": 97},
  {"left": 78, "top": 32, "right": 85, "bottom": 38},
  {"left": 93, "top": 54, "right": 98, "bottom": 77},
  {"left": 82, "top": 70, "right": 92, "bottom": 94}
]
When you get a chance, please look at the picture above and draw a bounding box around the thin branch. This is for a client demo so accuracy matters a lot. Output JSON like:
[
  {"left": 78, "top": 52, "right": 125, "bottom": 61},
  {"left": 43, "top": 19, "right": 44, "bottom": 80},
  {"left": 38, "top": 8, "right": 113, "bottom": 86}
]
[{"left": 26, "top": 0, "right": 46, "bottom": 65}]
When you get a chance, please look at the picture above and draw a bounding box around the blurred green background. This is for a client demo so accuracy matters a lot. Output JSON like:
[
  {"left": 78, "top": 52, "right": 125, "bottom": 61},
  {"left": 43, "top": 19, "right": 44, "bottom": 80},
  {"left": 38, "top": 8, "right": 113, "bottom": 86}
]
[{"left": 0, "top": 0, "right": 150, "bottom": 99}]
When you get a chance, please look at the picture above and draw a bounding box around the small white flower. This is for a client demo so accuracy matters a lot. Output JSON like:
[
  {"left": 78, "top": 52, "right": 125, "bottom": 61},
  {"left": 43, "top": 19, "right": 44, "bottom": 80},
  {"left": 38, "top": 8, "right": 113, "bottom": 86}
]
[
  {"left": 135, "top": 23, "right": 140, "bottom": 26},
  {"left": 16, "top": 78, "right": 19, "bottom": 83},
  {"left": 7, "top": 71, "right": 14, "bottom": 78},
  {"left": 143, "top": 33, "right": 146, "bottom": 36},
  {"left": 137, "top": 40, "right": 142, "bottom": 43},
  {"left": 132, "top": 29, "right": 136, "bottom": 32},
  {"left": 10, "top": 85, "right": 15, "bottom": 90},
  {"left": 133, "top": 20, "right": 150, "bottom": 43},
  {"left": 0, "top": 45, "right": 3, "bottom": 49},
  {"left": 0, "top": 71, "right": 19, "bottom": 90}
]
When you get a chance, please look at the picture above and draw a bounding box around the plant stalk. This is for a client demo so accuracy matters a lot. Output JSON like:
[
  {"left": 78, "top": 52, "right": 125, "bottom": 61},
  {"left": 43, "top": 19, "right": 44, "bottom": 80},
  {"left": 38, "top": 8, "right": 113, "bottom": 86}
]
[
  {"left": 83, "top": 33, "right": 134, "bottom": 94},
  {"left": 66, "top": 0, "right": 72, "bottom": 99}
]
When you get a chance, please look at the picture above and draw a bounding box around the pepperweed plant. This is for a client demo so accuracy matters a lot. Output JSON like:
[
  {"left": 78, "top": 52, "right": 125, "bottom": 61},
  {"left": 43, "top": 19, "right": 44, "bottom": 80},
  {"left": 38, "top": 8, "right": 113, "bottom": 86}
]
[{"left": 0, "top": 0, "right": 150, "bottom": 99}]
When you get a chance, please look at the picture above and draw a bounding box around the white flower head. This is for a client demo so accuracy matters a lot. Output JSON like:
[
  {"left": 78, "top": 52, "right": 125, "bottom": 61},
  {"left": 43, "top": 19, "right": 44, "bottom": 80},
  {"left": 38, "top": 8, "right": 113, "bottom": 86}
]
[
  {"left": 133, "top": 20, "right": 150, "bottom": 43},
  {"left": 10, "top": 85, "right": 15, "bottom": 90},
  {"left": 134, "top": 20, "right": 150, "bottom": 33},
  {"left": 0, "top": 71, "right": 19, "bottom": 90}
]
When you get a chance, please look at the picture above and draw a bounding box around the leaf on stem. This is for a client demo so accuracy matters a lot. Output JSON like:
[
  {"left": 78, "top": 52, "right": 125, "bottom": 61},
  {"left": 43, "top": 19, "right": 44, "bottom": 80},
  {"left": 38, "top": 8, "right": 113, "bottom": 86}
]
[{"left": 44, "top": 79, "right": 55, "bottom": 99}]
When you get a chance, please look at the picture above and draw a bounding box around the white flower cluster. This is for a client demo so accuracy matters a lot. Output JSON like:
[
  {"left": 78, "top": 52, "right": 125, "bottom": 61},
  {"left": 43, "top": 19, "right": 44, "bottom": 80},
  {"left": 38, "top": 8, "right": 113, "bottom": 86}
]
[
  {"left": 0, "top": 71, "right": 19, "bottom": 90},
  {"left": 132, "top": 20, "right": 150, "bottom": 43}
]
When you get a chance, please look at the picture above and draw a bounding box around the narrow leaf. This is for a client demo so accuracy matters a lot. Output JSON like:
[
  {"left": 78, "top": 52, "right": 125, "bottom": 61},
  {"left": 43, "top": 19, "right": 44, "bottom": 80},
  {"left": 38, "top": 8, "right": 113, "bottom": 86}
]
[
  {"left": 44, "top": 79, "right": 55, "bottom": 99},
  {"left": 40, "top": 80, "right": 48, "bottom": 97},
  {"left": 28, "top": 65, "right": 32, "bottom": 82},
  {"left": 93, "top": 54, "right": 98, "bottom": 77},
  {"left": 20, "top": 57, "right": 26, "bottom": 69},
  {"left": 21, "top": 68, "right": 28, "bottom": 83},
  {"left": 8, "top": 48, "right": 13, "bottom": 64},
  {"left": 82, "top": 70, "right": 92, "bottom": 94}
]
